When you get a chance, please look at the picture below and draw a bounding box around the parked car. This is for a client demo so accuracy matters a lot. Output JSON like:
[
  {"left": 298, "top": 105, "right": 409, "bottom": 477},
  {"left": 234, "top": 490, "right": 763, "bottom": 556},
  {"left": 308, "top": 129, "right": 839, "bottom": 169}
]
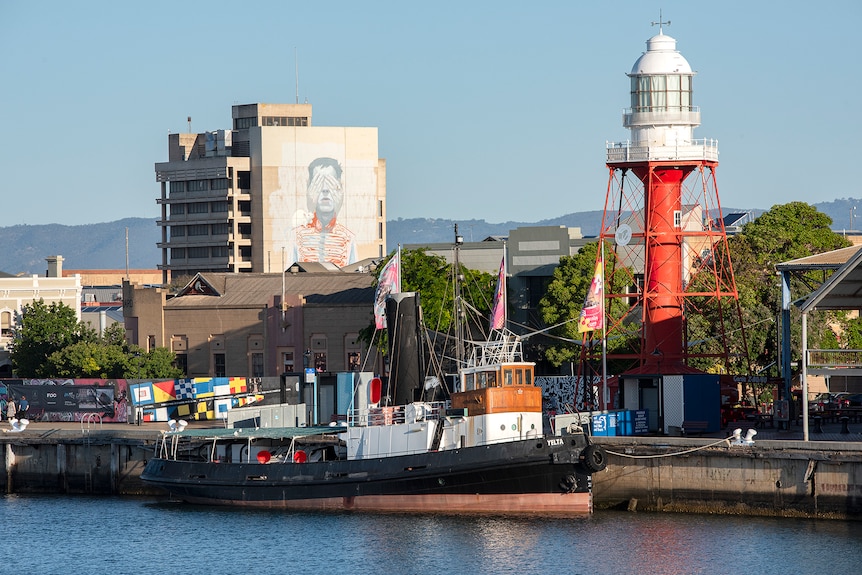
[
  {"left": 843, "top": 393, "right": 862, "bottom": 407},
  {"left": 809, "top": 392, "right": 850, "bottom": 411}
]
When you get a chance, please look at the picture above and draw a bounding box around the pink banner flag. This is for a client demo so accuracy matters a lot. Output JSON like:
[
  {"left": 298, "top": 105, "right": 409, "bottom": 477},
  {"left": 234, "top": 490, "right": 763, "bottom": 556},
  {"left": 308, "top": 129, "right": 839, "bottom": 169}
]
[
  {"left": 374, "top": 252, "right": 401, "bottom": 329},
  {"left": 489, "top": 257, "right": 505, "bottom": 330},
  {"left": 578, "top": 259, "right": 603, "bottom": 333}
]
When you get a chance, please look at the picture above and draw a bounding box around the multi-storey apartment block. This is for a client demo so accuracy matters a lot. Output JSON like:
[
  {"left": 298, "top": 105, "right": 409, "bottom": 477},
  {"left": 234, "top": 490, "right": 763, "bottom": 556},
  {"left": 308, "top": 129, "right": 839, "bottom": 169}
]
[{"left": 155, "top": 103, "right": 387, "bottom": 283}]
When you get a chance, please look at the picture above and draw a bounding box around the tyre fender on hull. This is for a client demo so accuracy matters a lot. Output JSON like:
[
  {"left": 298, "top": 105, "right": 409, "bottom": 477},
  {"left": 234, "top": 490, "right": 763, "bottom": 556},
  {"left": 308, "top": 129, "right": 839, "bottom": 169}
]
[{"left": 580, "top": 444, "right": 607, "bottom": 473}]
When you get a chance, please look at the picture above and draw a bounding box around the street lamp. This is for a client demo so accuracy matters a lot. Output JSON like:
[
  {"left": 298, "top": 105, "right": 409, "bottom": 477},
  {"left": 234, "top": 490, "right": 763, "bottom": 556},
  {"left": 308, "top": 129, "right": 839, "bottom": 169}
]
[{"left": 651, "top": 348, "right": 664, "bottom": 375}]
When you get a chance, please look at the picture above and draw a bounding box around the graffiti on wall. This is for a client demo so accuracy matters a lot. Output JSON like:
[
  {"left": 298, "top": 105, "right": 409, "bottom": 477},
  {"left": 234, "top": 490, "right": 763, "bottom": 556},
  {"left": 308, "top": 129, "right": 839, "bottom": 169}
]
[
  {"left": 129, "top": 377, "right": 262, "bottom": 422},
  {"left": 1, "top": 379, "right": 130, "bottom": 423}
]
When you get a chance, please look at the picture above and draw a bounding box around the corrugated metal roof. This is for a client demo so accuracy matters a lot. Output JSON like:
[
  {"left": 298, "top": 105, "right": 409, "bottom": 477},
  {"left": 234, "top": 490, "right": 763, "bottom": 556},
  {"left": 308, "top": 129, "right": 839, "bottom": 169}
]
[
  {"left": 82, "top": 286, "right": 124, "bottom": 303},
  {"left": 776, "top": 245, "right": 862, "bottom": 270},
  {"left": 167, "top": 272, "right": 375, "bottom": 309},
  {"left": 799, "top": 247, "right": 862, "bottom": 312}
]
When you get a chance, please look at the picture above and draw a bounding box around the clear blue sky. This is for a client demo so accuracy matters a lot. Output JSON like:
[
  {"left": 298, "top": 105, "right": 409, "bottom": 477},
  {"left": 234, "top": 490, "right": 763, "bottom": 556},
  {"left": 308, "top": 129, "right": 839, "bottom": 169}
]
[{"left": 2, "top": 1, "right": 859, "bottom": 227}]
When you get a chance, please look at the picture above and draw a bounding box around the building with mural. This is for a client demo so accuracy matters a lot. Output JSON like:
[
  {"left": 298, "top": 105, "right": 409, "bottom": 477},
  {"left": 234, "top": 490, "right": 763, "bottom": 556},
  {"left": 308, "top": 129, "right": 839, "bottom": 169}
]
[{"left": 155, "top": 103, "right": 387, "bottom": 283}]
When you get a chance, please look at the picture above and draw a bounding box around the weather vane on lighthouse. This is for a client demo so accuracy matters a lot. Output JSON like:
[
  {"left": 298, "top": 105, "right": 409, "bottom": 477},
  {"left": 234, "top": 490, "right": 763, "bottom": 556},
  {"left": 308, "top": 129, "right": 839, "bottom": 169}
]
[{"left": 651, "top": 10, "right": 670, "bottom": 33}]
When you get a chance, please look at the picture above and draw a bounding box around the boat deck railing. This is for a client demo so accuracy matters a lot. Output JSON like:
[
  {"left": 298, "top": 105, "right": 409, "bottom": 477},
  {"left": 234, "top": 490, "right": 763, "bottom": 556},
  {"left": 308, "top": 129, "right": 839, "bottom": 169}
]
[{"left": 348, "top": 401, "right": 449, "bottom": 427}]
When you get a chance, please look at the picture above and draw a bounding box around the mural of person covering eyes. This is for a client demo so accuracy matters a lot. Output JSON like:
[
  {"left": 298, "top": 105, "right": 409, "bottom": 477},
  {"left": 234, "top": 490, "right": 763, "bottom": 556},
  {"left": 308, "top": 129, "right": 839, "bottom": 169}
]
[{"left": 291, "top": 157, "right": 357, "bottom": 267}]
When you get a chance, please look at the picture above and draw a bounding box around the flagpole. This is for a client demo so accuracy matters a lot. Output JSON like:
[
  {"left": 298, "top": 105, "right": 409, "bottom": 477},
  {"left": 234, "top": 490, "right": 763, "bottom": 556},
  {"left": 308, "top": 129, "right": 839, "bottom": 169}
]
[
  {"left": 502, "top": 242, "right": 507, "bottom": 330},
  {"left": 397, "top": 244, "right": 402, "bottom": 292},
  {"left": 601, "top": 241, "right": 608, "bottom": 409}
]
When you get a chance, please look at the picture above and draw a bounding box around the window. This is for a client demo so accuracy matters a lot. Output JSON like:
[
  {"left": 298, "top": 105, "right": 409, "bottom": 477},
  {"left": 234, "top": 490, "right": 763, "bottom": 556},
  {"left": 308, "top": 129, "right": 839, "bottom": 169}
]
[
  {"left": 237, "top": 171, "right": 251, "bottom": 189},
  {"left": 170, "top": 203, "right": 185, "bottom": 215},
  {"left": 169, "top": 181, "right": 185, "bottom": 193},
  {"left": 261, "top": 116, "right": 308, "bottom": 127},
  {"left": 378, "top": 222, "right": 383, "bottom": 239},
  {"left": 187, "top": 180, "right": 208, "bottom": 192},
  {"left": 214, "top": 353, "right": 226, "bottom": 377},
  {"left": 174, "top": 353, "right": 187, "bottom": 375},
  {"left": 251, "top": 353, "right": 264, "bottom": 377},
  {"left": 188, "top": 202, "right": 208, "bottom": 214},
  {"left": 211, "top": 246, "right": 229, "bottom": 258},
  {"left": 211, "top": 223, "right": 229, "bottom": 235},
  {"left": 311, "top": 335, "right": 327, "bottom": 372},
  {"left": 170, "top": 226, "right": 185, "bottom": 238},
  {"left": 234, "top": 117, "right": 258, "bottom": 130},
  {"left": 348, "top": 352, "right": 360, "bottom": 371},
  {"left": 674, "top": 210, "right": 682, "bottom": 228},
  {"left": 630, "top": 74, "right": 692, "bottom": 113},
  {"left": 210, "top": 200, "right": 229, "bottom": 213},
  {"left": 378, "top": 200, "right": 383, "bottom": 218},
  {"left": 282, "top": 351, "right": 295, "bottom": 373},
  {"left": 238, "top": 200, "right": 251, "bottom": 215},
  {"left": 210, "top": 179, "right": 229, "bottom": 190},
  {"left": 170, "top": 247, "right": 186, "bottom": 259},
  {"left": 187, "top": 224, "right": 208, "bottom": 236},
  {"left": 1, "top": 311, "right": 12, "bottom": 337},
  {"left": 477, "top": 372, "right": 487, "bottom": 388},
  {"left": 345, "top": 334, "right": 361, "bottom": 372},
  {"left": 314, "top": 352, "right": 327, "bottom": 372},
  {"left": 188, "top": 246, "right": 208, "bottom": 258}
]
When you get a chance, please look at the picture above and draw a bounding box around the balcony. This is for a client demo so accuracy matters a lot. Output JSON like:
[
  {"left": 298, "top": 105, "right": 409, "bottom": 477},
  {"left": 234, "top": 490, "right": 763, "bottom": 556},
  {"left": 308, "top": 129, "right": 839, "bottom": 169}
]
[
  {"left": 606, "top": 138, "right": 719, "bottom": 164},
  {"left": 807, "top": 349, "right": 862, "bottom": 369}
]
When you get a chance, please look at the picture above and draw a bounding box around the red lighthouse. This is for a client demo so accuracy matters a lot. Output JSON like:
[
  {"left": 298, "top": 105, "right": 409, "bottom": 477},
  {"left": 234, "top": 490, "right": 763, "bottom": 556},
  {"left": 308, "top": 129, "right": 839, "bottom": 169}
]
[{"left": 592, "top": 24, "right": 744, "bottom": 428}]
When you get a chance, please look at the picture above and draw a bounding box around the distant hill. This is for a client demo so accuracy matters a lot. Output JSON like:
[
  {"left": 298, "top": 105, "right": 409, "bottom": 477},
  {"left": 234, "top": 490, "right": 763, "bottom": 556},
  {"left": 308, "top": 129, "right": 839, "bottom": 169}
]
[
  {"left": 0, "top": 218, "right": 160, "bottom": 276},
  {"left": 0, "top": 199, "right": 858, "bottom": 275}
]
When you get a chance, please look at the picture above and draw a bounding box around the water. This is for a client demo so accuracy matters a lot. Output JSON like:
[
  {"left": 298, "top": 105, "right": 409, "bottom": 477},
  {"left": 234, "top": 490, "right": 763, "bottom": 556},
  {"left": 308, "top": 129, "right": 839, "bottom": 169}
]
[{"left": 3, "top": 495, "right": 861, "bottom": 575}]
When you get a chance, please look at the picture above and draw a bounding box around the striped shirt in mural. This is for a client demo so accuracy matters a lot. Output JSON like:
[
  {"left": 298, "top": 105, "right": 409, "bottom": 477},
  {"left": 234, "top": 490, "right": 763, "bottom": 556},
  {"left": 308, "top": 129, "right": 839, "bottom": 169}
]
[{"left": 293, "top": 214, "right": 357, "bottom": 267}]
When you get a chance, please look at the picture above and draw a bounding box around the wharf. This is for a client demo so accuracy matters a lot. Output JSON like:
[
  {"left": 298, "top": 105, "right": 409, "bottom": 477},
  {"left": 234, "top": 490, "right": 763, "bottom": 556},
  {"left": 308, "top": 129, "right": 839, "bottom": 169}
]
[
  {"left": 590, "top": 419, "right": 862, "bottom": 519},
  {"left": 2, "top": 419, "right": 861, "bottom": 519}
]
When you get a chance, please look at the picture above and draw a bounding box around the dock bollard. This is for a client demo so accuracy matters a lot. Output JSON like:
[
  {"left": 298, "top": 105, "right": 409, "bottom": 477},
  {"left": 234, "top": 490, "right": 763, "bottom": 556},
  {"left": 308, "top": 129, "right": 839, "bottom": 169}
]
[
  {"left": 813, "top": 416, "right": 823, "bottom": 433},
  {"left": 840, "top": 416, "right": 850, "bottom": 434}
]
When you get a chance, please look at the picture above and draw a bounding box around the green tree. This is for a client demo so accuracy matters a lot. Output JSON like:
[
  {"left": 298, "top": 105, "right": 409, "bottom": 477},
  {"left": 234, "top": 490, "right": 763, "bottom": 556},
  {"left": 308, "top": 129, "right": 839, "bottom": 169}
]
[
  {"left": 838, "top": 315, "right": 862, "bottom": 350},
  {"left": 538, "top": 241, "right": 635, "bottom": 368},
  {"left": 11, "top": 302, "right": 183, "bottom": 379},
  {"left": 47, "top": 340, "right": 129, "bottom": 378},
  {"left": 47, "top": 323, "right": 183, "bottom": 379},
  {"left": 135, "top": 347, "right": 185, "bottom": 379},
  {"left": 696, "top": 202, "right": 850, "bottom": 375},
  {"left": 360, "top": 248, "right": 498, "bottom": 351},
  {"left": 9, "top": 299, "right": 95, "bottom": 377}
]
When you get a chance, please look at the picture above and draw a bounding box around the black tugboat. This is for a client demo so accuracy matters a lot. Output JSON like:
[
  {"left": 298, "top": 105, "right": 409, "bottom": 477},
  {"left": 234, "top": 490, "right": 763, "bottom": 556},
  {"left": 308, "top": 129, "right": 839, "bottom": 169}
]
[{"left": 141, "top": 230, "right": 606, "bottom": 514}]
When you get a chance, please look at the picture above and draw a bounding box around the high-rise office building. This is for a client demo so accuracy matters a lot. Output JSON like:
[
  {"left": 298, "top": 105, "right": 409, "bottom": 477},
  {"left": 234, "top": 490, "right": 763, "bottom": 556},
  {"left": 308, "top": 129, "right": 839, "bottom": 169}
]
[{"left": 155, "top": 103, "right": 387, "bottom": 283}]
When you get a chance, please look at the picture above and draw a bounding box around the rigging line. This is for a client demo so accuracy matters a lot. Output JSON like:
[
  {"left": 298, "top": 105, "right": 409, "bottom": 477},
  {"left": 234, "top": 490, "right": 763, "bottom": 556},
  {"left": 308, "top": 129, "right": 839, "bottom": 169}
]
[
  {"left": 603, "top": 437, "right": 733, "bottom": 459},
  {"left": 359, "top": 327, "right": 380, "bottom": 373}
]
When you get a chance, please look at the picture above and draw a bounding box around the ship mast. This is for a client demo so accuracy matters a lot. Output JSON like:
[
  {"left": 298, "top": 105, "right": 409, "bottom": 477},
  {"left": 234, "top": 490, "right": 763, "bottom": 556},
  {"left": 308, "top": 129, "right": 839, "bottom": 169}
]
[{"left": 453, "top": 224, "right": 465, "bottom": 367}]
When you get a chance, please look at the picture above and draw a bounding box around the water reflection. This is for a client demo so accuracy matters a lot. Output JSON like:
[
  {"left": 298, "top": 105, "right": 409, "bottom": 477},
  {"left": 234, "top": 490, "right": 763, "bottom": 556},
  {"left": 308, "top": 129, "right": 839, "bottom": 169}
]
[{"left": 4, "top": 496, "right": 862, "bottom": 575}]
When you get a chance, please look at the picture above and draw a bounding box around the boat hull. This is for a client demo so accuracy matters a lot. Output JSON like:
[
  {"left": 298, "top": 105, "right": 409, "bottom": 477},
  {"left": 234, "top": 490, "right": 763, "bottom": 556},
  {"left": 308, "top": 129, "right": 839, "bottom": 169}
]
[{"left": 142, "top": 435, "right": 596, "bottom": 515}]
